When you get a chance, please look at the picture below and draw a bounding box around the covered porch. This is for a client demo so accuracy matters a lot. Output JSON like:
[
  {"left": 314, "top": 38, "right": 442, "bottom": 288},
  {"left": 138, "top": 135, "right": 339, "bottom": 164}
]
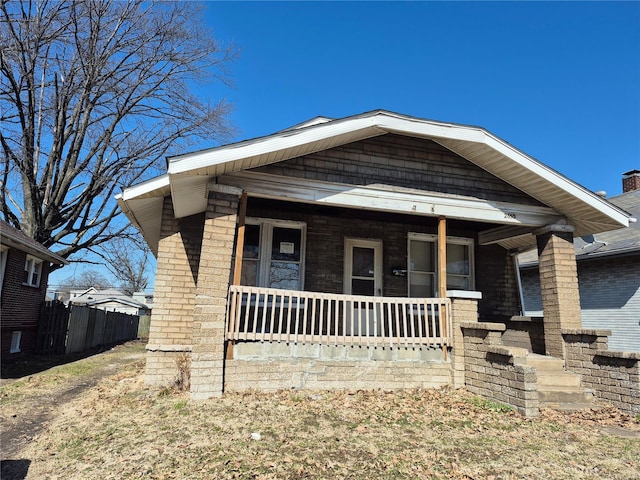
[{"left": 116, "top": 111, "right": 631, "bottom": 403}]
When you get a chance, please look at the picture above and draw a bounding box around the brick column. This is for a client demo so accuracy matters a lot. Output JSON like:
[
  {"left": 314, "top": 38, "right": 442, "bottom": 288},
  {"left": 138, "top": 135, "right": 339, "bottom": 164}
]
[
  {"left": 145, "top": 197, "right": 202, "bottom": 386},
  {"left": 535, "top": 224, "right": 581, "bottom": 359},
  {"left": 190, "top": 185, "right": 242, "bottom": 400},
  {"left": 449, "top": 294, "right": 480, "bottom": 388}
]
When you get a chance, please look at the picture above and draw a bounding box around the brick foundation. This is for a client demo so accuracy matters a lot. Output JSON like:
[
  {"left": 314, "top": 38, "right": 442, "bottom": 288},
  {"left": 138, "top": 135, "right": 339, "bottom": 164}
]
[{"left": 225, "top": 344, "right": 451, "bottom": 391}]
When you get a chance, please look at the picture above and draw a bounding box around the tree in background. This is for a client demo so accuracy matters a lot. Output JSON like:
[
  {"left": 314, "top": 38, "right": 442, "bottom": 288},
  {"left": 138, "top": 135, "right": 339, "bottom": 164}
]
[
  {"left": 0, "top": 0, "right": 235, "bottom": 270},
  {"left": 60, "top": 268, "right": 111, "bottom": 291},
  {"left": 100, "top": 236, "right": 149, "bottom": 296}
]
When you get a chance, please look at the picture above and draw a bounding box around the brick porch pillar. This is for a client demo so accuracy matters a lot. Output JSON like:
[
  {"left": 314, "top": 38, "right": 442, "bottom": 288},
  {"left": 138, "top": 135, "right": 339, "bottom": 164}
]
[
  {"left": 145, "top": 197, "right": 198, "bottom": 387},
  {"left": 449, "top": 294, "right": 480, "bottom": 388},
  {"left": 190, "top": 185, "right": 242, "bottom": 400},
  {"left": 535, "top": 224, "right": 581, "bottom": 359}
]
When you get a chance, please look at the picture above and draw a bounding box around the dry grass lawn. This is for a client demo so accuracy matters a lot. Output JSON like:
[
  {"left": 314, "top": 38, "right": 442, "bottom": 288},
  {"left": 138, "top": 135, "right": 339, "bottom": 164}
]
[{"left": 1, "top": 341, "right": 639, "bottom": 479}]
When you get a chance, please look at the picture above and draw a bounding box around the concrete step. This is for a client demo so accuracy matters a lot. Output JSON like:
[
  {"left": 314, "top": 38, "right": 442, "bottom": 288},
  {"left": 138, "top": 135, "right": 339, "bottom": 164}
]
[
  {"left": 519, "top": 353, "right": 565, "bottom": 372},
  {"left": 538, "top": 385, "right": 595, "bottom": 406},
  {"left": 517, "top": 354, "right": 595, "bottom": 411},
  {"left": 537, "top": 371, "right": 582, "bottom": 388}
]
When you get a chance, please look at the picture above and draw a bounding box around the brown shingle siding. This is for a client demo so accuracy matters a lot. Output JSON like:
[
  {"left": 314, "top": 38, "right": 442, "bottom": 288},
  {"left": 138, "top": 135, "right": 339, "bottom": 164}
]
[{"left": 255, "top": 134, "right": 543, "bottom": 206}]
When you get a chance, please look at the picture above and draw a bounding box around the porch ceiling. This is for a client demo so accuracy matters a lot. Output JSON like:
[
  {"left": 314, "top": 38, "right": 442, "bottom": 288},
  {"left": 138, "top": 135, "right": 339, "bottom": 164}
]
[{"left": 118, "top": 110, "right": 631, "bottom": 255}]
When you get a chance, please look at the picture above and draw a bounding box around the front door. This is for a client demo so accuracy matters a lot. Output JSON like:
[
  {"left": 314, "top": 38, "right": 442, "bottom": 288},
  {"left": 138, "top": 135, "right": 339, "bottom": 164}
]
[
  {"left": 343, "top": 238, "right": 383, "bottom": 335},
  {"left": 344, "top": 238, "right": 383, "bottom": 296}
]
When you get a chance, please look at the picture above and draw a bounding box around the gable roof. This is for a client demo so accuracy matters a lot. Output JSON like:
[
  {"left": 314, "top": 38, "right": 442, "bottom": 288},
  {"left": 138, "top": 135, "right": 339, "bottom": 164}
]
[
  {"left": 70, "top": 288, "right": 149, "bottom": 309},
  {"left": 117, "top": 110, "right": 631, "bottom": 255},
  {"left": 0, "top": 220, "right": 67, "bottom": 265}
]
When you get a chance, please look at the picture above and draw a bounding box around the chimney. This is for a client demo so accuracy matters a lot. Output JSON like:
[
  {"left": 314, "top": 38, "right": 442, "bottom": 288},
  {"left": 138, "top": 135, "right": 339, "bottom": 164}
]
[{"left": 622, "top": 169, "right": 640, "bottom": 193}]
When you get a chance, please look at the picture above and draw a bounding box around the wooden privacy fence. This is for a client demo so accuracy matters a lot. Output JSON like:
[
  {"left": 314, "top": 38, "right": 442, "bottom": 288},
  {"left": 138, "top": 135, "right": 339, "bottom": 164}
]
[
  {"left": 65, "top": 306, "right": 140, "bottom": 354},
  {"left": 37, "top": 302, "right": 140, "bottom": 355},
  {"left": 227, "top": 285, "right": 451, "bottom": 349},
  {"left": 37, "top": 300, "right": 71, "bottom": 354},
  {"left": 137, "top": 314, "right": 151, "bottom": 340}
]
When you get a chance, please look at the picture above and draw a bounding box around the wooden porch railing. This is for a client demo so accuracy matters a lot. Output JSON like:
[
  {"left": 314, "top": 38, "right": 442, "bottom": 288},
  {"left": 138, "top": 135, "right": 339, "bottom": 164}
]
[{"left": 226, "top": 285, "right": 451, "bottom": 348}]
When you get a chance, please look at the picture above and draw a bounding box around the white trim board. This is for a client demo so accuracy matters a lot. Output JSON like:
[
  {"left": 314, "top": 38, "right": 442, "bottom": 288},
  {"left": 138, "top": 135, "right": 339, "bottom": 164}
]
[{"left": 219, "top": 172, "right": 562, "bottom": 227}]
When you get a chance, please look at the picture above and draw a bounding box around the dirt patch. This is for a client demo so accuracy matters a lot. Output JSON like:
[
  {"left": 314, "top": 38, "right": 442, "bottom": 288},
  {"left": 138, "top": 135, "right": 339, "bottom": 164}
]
[{"left": 0, "top": 341, "right": 146, "bottom": 478}]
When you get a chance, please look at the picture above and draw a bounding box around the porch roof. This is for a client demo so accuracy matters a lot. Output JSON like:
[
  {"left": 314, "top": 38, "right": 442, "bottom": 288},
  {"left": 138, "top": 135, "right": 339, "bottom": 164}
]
[{"left": 116, "top": 110, "right": 631, "bottom": 256}]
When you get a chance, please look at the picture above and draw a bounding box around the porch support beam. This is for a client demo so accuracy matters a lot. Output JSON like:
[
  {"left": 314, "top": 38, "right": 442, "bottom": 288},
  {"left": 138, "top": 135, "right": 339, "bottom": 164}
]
[
  {"left": 478, "top": 225, "right": 538, "bottom": 246},
  {"left": 232, "top": 192, "right": 248, "bottom": 285},
  {"left": 219, "top": 172, "right": 561, "bottom": 227},
  {"left": 228, "top": 192, "right": 248, "bottom": 361},
  {"left": 438, "top": 216, "right": 447, "bottom": 298},
  {"left": 535, "top": 223, "right": 582, "bottom": 359},
  {"left": 438, "top": 216, "right": 447, "bottom": 361}
]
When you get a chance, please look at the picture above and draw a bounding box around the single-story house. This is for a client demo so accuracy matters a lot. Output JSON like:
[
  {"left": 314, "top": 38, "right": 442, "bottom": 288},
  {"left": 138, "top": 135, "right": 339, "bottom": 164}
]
[
  {"left": 518, "top": 170, "right": 640, "bottom": 352},
  {"left": 1, "top": 220, "right": 67, "bottom": 358},
  {"left": 69, "top": 287, "right": 151, "bottom": 316},
  {"left": 117, "top": 110, "right": 637, "bottom": 414}
]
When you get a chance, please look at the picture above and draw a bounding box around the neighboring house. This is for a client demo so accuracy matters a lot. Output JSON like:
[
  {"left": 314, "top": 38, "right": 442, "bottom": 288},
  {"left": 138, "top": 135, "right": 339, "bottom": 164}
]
[
  {"left": 132, "top": 291, "right": 154, "bottom": 309},
  {"left": 0, "top": 220, "right": 67, "bottom": 358},
  {"left": 519, "top": 170, "right": 640, "bottom": 352},
  {"left": 117, "top": 110, "right": 633, "bottom": 405},
  {"left": 69, "top": 287, "right": 150, "bottom": 316}
]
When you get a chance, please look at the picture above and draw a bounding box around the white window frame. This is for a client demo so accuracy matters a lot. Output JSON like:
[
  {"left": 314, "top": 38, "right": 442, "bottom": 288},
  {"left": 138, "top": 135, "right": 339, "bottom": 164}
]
[
  {"left": 407, "top": 233, "right": 474, "bottom": 297},
  {"left": 10, "top": 331, "right": 22, "bottom": 353},
  {"left": 240, "top": 217, "right": 307, "bottom": 290},
  {"left": 0, "top": 246, "right": 7, "bottom": 295},
  {"left": 24, "top": 255, "right": 43, "bottom": 288}
]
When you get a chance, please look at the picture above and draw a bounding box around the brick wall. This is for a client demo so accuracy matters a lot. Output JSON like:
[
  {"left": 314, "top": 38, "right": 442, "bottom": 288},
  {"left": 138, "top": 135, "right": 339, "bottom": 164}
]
[
  {"left": 145, "top": 197, "right": 204, "bottom": 386},
  {"left": 563, "top": 329, "right": 640, "bottom": 414},
  {"left": 461, "top": 322, "right": 539, "bottom": 417},
  {"left": 501, "top": 316, "right": 545, "bottom": 354},
  {"left": 449, "top": 297, "right": 479, "bottom": 388},
  {"left": 1, "top": 247, "right": 50, "bottom": 358},
  {"left": 225, "top": 343, "right": 451, "bottom": 391},
  {"left": 255, "top": 134, "right": 543, "bottom": 206}
]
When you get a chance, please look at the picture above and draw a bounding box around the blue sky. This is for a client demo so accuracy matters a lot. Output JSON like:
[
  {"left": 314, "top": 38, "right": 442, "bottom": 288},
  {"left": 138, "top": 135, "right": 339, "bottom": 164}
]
[
  {"left": 205, "top": 1, "right": 640, "bottom": 196},
  {"left": 50, "top": 1, "right": 640, "bottom": 290}
]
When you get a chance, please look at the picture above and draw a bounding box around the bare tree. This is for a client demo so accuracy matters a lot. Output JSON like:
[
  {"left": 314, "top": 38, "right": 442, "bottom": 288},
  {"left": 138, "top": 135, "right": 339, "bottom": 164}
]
[
  {"left": 100, "top": 235, "right": 149, "bottom": 295},
  {"left": 60, "top": 268, "right": 111, "bottom": 290},
  {"left": 0, "top": 0, "right": 234, "bottom": 267}
]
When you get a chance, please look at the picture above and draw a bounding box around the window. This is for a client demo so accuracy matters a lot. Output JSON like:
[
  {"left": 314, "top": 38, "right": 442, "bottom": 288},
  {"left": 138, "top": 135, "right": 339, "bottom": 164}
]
[
  {"left": 407, "top": 233, "right": 474, "bottom": 297},
  {"left": 24, "top": 255, "right": 43, "bottom": 287},
  {"left": 237, "top": 219, "right": 306, "bottom": 290},
  {"left": 0, "top": 246, "right": 7, "bottom": 295},
  {"left": 10, "top": 331, "right": 21, "bottom": 353}
]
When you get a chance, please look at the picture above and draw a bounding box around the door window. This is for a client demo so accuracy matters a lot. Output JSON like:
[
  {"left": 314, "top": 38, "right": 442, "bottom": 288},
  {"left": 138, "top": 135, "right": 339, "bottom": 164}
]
[{"left": 344, "top": 239, "right": 383, "bottom": 296}]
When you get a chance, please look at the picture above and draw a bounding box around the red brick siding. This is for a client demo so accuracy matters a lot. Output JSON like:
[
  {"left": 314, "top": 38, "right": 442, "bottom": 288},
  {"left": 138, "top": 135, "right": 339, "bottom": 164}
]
[
  {"left": 1, "top": 247, "right": 50, "bottom": 357},
  {"left": 254, "top": 134, "right": 543, "bottom": 206}
]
